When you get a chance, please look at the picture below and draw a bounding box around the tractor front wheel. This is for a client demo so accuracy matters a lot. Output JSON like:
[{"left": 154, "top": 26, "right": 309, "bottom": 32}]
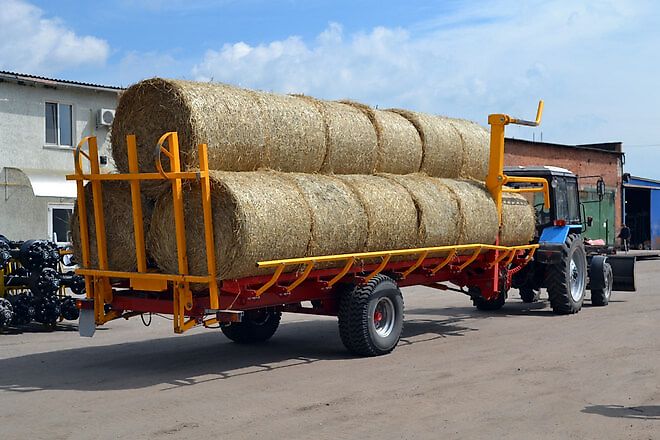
[{"left": 545, "top": 234, "right": 587, "bottom": 314}]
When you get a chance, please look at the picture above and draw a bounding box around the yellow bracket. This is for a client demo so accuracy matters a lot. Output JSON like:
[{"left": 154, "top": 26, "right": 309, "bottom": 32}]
[
  {"left": 327, "top": 257, "right": 356, "bottom": 288},
  {"left": 401, "top": 251, "right": 429, "bottom": 279},
  {"left": 254, "top": 264, "right": 286, "bottom": 297},
  {"left": 364, "top": 255, "right": 392, "bottom": 283},
  {"left": 286, "top": 261, "right": 316, "bottom": 293},
  {"left": 430, "top": 249, "right": 457, "bottom": 275},
  {"left": 457, "top": 246, "right": 482, "bottom": 271}
]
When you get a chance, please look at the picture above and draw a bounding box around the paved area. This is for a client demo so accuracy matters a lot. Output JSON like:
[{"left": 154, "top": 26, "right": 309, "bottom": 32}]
[{"left": 1, "top": 261, "right": 658, "bottom": 440}]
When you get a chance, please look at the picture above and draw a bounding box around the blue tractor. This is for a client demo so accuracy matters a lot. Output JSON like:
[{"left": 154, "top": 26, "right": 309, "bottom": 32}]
[{"left": 504, "top": 166, "right": 636, "bottom": 314}]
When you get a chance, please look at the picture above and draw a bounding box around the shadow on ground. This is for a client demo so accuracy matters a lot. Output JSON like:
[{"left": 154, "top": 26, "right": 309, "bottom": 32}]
[
  {"left": 0, "top": 312, "right": 478, "bottom": 393},
  {"left": 582, "top": 404, "right": 660, "bottom": 420}
]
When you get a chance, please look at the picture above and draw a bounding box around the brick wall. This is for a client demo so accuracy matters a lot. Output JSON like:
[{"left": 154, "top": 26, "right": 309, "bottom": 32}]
[{"left": 504, "top": 139, "right": 623, "bottom": 232}]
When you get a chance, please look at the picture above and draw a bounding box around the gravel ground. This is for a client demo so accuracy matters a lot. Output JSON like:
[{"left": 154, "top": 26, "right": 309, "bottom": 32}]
[{"left": 1, "top": 260, "right": 658, "bottom": 440}]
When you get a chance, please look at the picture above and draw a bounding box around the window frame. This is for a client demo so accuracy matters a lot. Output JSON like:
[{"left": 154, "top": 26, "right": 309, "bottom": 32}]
[
  {"left": 44, "top": 101, "right": 75, "bottom": 149},
  {"left": 48, "top": 202, "right": 75, "bottom": 245}
]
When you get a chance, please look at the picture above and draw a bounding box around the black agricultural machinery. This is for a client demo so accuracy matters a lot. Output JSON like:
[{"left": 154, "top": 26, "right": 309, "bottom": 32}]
[{"left": 0, "top": 235, "right": 85, "bottom": 330}]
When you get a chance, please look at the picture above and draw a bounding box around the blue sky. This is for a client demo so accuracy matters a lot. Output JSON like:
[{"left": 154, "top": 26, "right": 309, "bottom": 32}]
[{"left": 2, "top": 0, "right": 660, "bottom": 179}]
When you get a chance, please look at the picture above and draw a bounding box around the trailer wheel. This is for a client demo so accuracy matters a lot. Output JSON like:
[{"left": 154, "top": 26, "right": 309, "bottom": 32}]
[
  {"left": 470, "top": 286, "right": 506, "bottom": 311},
  {"left": 519, "top": 287, "right": 541, "bottom": 303},
  {"left": 221, "top": 308, "right": 281, "bottom": 344},
  {"left": 338, "top": 274, "right": 404, "bottom": 356},
  {"left": 591, "top": 261, "right": 613, "bottom": 306},
  {"left": 545, "top": 234, "right": 587, "bottom": 314}
]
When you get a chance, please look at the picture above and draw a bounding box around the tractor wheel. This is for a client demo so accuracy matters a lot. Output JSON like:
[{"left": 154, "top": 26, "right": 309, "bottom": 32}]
[
  {"left": 470, "top": 286, "right": 506, "bottom": 311},
  {"left": 338, "top": 274, "right": 404, "bottom": 356},
  {"left": 545, "top": 234, "right": 587, "bottom": 314},
  {"left": 591, "top": 261, "right": 613, "bottom": 306},
  {"left": 221, "top": 308, "right": 281, "bottom": 343},
  {"left": 519, "top": 287, "right": 541, "bottom": 303}
]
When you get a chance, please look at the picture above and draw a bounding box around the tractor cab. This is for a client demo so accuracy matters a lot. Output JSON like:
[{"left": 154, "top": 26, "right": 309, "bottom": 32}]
[{"left": 504, "top": 166, "right": 583, "bottom": 233}]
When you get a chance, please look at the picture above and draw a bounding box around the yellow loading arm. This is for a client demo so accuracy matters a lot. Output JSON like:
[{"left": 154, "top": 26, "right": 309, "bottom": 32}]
[{"left": 486, "top": 101, "right": 550, "bottom": 229}]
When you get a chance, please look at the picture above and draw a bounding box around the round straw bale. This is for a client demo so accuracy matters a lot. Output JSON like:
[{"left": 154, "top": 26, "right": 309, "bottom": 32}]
[
  {"left": 335, "top": 175, "right": 418, "bottom": 252},
  {"left": 147, "top": 171, "right": 312, "bottom": 281},
  {"left": 437, "top": 179, "right": 499, "bottom": 246},
  {"left": 500, "top": 193, "right": 536, "bottom": 246},
  {"left": 284, "top": 173, "right": 368, "bottom": 258},
  {"left": 449, "top": 118, "right": 489, "bottom": 181},
  {"left": 375, "top": 110, "right": 423, "bottom": 174},
  {"left": 252, "top": 91, "right": 326, "bottom": 172},
  {"left": 318, "top": 101, "right": 378, "bottom": 174},
  {"left": 112, "top": 78, "right": 265, "bottom": 175},
  {"left": 389, "top": 109, "right": 463, "bottom": 178},
  {"left": 382, "top": 174, "right": 461, "bottom": 248},
  {"left": 71, "top": 181, "right": 154, "bottom": 272}
]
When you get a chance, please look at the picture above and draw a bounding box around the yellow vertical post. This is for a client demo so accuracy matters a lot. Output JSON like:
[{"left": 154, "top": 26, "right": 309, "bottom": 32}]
[
  {"left": 88, "top": 137, "right": 112, "bottom": 321},
  {"left": 74, "top": 139, "right": 93, "bottom": 298},
  {"left": 198, "top": 143, "right": 219, "bottom": 309},
  {"left": 126, "top": 135, "right": 147, "bottom": 273},
  {"left": 486, "top": 114, "right": 509, "bottom": 229},
  {"left": 168, "top": 133, "right": 189, "bottom": 278},
  {"left": 165, "top": 133, "right": 192, "bottom": 332},
  {"left": 88, "top": 137, "right": 108, "bottom": 271}
]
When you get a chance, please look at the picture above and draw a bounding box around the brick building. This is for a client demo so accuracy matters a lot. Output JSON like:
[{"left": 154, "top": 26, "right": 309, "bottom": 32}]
[{"left": 505, "top": 138, "right": 624, "bottom": 244}]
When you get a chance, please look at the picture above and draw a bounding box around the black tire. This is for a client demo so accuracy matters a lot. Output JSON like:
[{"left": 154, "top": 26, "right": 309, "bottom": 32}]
[
  {"left": 221, "top": 308, "right": 281, "bottom": 343},
  {"left": 470, "top": 286, "right": 506, "bottom": 311},
  {"left": 519, "top": 287, "right": 541, "bottom": 303},
  {"left": 591, "top": 262, "right": 613, "bottom": 306},
  {"left": 338, "top": 274, "right": 404, "bottom": 356},
  {"left": 545, "top": 234, "right": 587, "bottom": 314}
]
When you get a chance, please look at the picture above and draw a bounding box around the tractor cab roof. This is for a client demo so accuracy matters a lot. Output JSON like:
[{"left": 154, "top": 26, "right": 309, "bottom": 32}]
[{"left": 505, "top": 165, "right": 576, "bottom": 179}]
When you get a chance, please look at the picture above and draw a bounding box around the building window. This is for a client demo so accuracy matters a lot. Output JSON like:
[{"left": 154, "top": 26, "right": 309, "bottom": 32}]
[
  {"left": 48, "top": 203, "right": 74, "bottom": 244},
  {"left": 45, "top": 102, "right": 73, "bottom": 146}
]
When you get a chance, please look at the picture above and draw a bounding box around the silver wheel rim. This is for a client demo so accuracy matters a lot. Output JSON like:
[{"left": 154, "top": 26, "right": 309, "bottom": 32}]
[
  {"left": 569, "top": 254, "right": 586, "bottom": 302},
  {"left": 604, "top": 267, "right": 612, "bottom": 299},
  {"left": 372, "top": 297, "right": 395, "bottom": 338}
]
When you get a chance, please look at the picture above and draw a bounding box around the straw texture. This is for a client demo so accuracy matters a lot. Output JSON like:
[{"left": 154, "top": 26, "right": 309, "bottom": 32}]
[
  {"left": 500, "top": 193, "right": 536, "bottom": 246},
  {"left": 71, "top": 181, "right": 153, "bottom": 272}
]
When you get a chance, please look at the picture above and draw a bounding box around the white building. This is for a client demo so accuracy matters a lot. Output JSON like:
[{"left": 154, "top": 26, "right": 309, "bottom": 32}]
[{"left": 0, "top": 71, "right": 122, "bottom": 242}]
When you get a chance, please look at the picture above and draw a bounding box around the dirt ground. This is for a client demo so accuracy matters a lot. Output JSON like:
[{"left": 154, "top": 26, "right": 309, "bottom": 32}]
[{"left": 1, "top": 260, "right": 658, "bottom": 440}]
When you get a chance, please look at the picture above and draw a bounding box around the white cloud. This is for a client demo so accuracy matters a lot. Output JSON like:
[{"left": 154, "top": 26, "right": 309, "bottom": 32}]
[
  {"left": 0, "top": 0, "right": 109, "bottom": 75},
  {"left": 192, "top": 0, "right": 660, "bottom": 177}
]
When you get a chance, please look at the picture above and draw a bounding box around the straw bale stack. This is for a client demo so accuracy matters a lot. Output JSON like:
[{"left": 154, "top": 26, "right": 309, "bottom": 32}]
[
  {"left": 146, "top": 171, "right": 536, "bottom": 281},
  {"left": 112, "top": 79, "right": 326, "bottom": 175},
  {"left": 112, "top": 78, "right": 488, "bottom": 180},
  {"left": 500, "top": 193, "right": 536, "bottom": 246},
  {"left": 71, "top": 181, "right": 153, "bottom": 272}
]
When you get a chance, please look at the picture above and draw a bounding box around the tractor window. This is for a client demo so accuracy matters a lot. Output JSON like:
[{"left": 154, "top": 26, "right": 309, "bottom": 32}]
[
  {"left": 554, "top": 177, "right": 569, "bottom": 221},
  {"left": 566, "top": 179, "right": 580, "bottom": 222}
]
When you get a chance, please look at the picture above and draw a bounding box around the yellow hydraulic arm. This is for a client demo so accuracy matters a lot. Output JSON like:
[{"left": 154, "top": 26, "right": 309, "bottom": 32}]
[{"left": 486, "top": 101, "right": 550, "bottom": 228}]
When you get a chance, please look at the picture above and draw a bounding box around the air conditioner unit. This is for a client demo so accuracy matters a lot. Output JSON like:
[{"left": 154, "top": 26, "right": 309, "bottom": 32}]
[{"left": 97, "top": 108, "right": 115, "bottom": 127}]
